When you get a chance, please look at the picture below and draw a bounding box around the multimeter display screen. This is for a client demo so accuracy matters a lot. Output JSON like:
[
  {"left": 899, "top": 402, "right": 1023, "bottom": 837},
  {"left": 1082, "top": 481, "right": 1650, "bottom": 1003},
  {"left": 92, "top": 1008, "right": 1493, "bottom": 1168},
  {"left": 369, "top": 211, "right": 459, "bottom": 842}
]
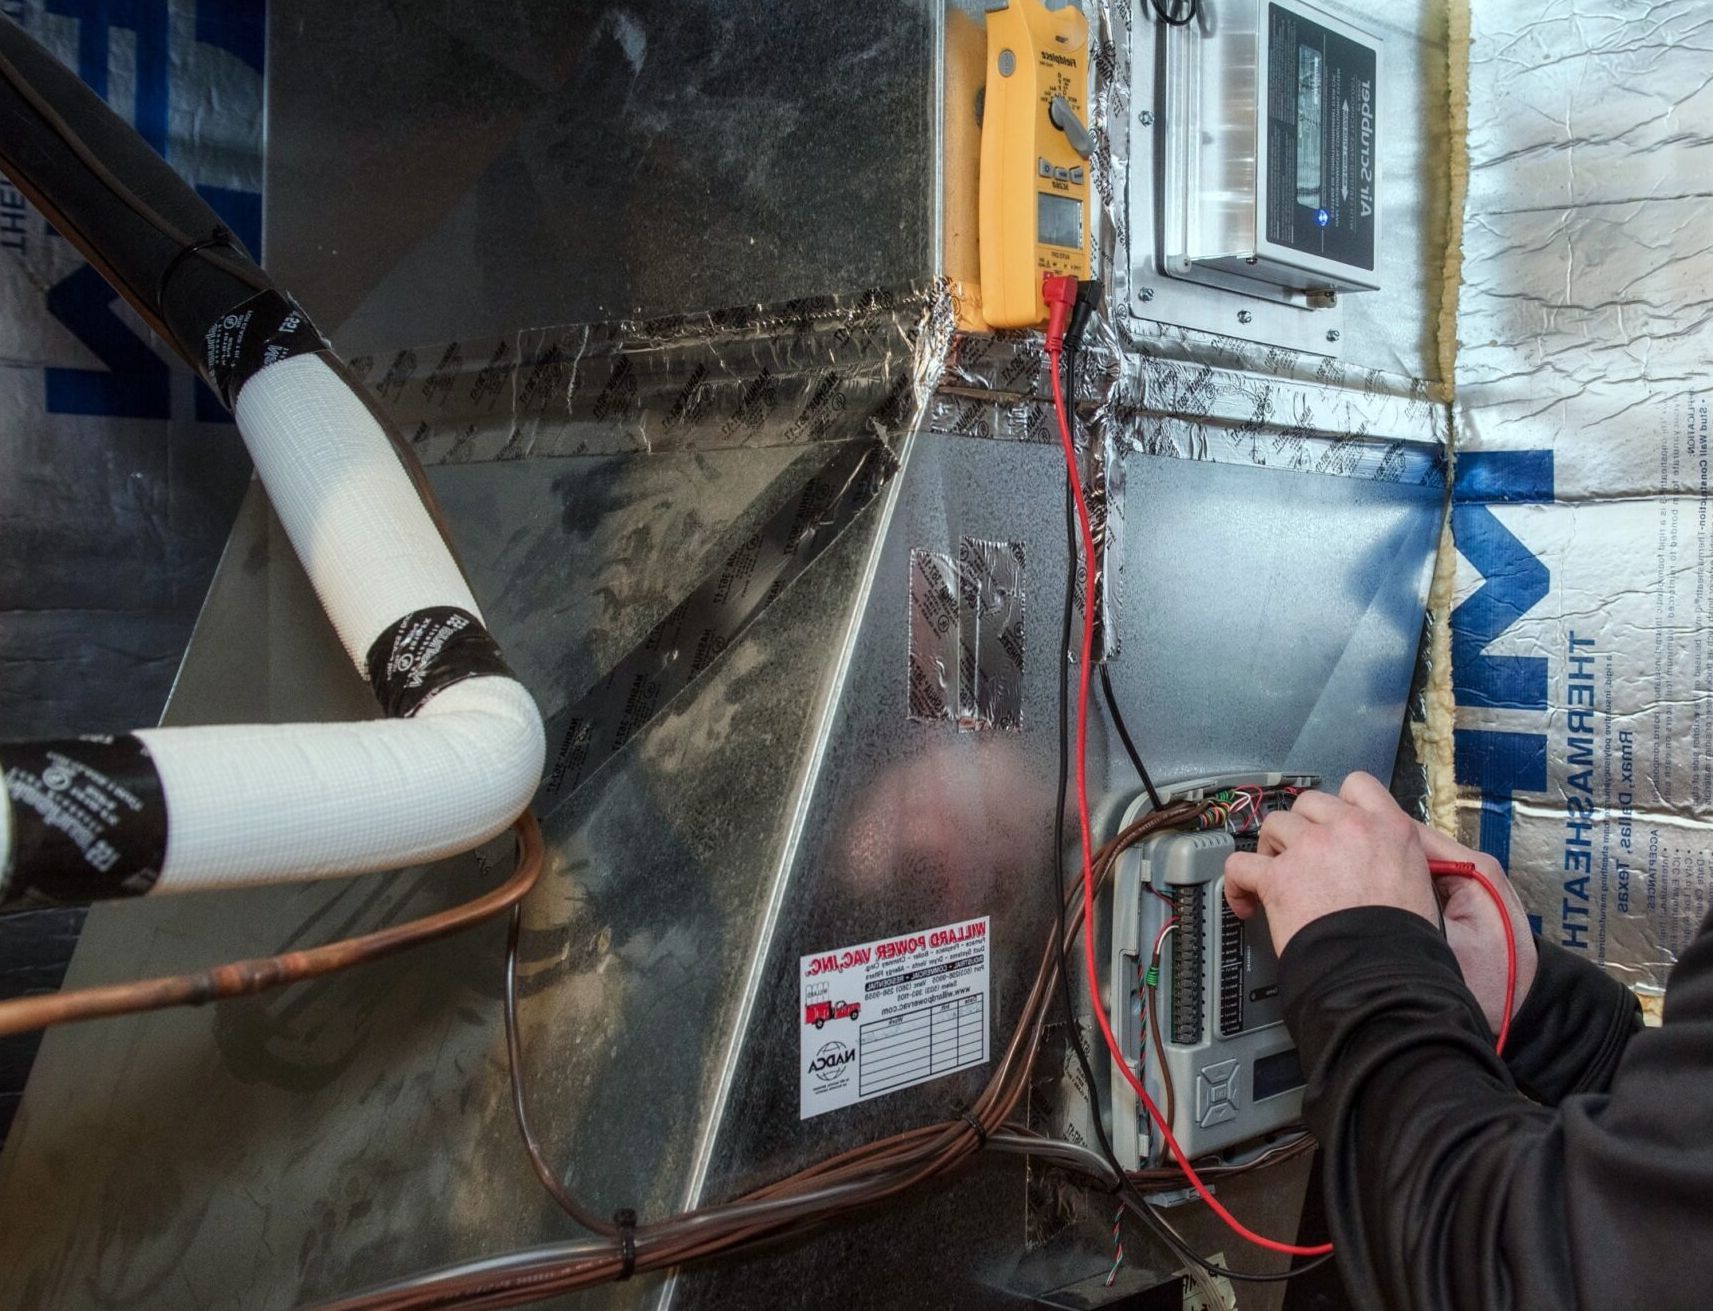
[{"left": 1037, "top": 191, "right": 1083, "bottom": 250}]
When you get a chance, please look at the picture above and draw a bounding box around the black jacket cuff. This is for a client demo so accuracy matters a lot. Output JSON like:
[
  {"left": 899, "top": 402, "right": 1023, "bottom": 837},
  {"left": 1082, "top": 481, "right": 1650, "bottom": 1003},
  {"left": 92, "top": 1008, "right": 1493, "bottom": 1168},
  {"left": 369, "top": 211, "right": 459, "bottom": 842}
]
[
  {"left": 1279, "top": 906, "right": 1481, "bottom": 1071},
  {"left": 1503, "top": 935, "right": 1641, "bottom": 1103}
]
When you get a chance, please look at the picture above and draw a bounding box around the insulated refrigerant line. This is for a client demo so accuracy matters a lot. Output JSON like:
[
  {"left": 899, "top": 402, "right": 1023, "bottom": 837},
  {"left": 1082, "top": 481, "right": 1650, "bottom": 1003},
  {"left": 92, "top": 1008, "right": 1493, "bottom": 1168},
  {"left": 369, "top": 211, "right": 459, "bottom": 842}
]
[{"left": 0, "top": 14, "right": 544, "bottom": 911}]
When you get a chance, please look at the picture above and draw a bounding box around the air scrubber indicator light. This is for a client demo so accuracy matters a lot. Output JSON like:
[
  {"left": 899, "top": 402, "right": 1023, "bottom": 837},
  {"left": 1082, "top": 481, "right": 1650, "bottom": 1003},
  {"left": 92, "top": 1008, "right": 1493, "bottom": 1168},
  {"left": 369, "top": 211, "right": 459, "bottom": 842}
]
[{"left": 1315, "top": 208, "right": 1330, "bottom": 228}]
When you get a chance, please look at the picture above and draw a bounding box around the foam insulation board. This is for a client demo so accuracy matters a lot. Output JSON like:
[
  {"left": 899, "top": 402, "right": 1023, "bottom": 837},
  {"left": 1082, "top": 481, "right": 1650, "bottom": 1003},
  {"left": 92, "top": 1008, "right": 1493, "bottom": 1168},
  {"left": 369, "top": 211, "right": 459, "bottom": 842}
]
[
  {"left": 0, "top": 0, "right": 262, "bottom": 747},
  {"left": 1450, "top": 0, "right": 1713, "bottom": 991},
  {"left": 0, "top": 0, "right": 264, "bottom": 1143}
]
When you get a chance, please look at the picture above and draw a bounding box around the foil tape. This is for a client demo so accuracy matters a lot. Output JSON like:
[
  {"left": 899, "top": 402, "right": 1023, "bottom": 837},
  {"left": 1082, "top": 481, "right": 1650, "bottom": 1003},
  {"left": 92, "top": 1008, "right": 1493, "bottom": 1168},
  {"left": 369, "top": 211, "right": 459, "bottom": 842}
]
[
  {"left": 347, "top": 284, "right": 955, "bottom": 466},
  {"left": 908, "top": 538, "right": 1026, "bottom": 731},
  {"left": 381, "top": 285, "right": 959, "bottom": 816},
  {"left": 928, "top": 332, "right": 1446, "bottom": 485},
  {"left": 926, "top": 319, "right": 1445, "bottom": 660}
]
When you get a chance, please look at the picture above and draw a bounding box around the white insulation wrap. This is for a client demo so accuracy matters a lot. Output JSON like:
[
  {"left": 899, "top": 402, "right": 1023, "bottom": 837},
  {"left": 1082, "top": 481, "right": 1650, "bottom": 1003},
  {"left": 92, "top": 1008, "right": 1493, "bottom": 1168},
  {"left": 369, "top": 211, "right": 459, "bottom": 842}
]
[
  {"left": 234, "top": 353, "right": 481, "bottom": 661},
  {"left": 109, "top": 351, "right": 548, "bottom": 892},
  {"left": 111, "top": 351, "right": 541, "bottom": 895},
  {"left": 0, "top": 344, "right": 545, "bottom": 903},
  {"left": 138, "top": 677, "right": 543, "bottom": 891}
]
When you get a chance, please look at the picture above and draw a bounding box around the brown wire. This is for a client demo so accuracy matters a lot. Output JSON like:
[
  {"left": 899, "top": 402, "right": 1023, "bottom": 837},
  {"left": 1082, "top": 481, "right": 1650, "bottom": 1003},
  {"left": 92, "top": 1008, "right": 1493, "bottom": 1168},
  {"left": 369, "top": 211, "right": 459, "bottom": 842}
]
[
  {"left": 0, "top": 812, "right": 543, "bottom": 1039},
  {"left": 317, "top": 802, "right": 1212, "bottom": 1311},
  {"left": 1146, "top": 975, "right": 1176, "bottom": 1133},
  {"left": 502, "top": 902, "right": 618, "bottom": 1237}
]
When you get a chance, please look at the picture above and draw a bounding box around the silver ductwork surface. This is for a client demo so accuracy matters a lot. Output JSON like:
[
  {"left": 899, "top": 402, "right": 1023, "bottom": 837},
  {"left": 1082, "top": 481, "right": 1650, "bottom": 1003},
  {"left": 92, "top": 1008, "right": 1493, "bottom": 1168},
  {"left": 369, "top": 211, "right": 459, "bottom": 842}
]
[{"left": 0, "top": 2, "right": 1451, "bottom": 1306}]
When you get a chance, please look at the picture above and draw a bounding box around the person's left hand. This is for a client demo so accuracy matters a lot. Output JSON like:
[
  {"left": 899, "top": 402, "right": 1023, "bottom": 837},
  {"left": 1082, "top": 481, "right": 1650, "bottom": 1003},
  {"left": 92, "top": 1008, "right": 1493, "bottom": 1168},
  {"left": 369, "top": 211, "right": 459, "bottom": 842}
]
[
  {"left": 1224, "top": 771, "right": 1439, "bottom": 956},
  {"left": 1415, "top": 821, "right": 1538, "bottom": 1033}
]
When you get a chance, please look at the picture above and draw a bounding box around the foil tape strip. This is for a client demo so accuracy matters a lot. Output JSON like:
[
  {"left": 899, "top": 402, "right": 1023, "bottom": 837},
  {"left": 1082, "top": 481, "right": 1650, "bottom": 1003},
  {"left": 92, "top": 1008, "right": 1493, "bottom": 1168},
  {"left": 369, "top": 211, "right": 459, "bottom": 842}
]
[
  {"left": 1088, "top": 0, "right": 1131, "bottom": 307},
  {"left": 347, "top": 284, "right": 956, "bottom": 466},
  {"left": 958, "top": 537, "right": 1026, "bottom": 730},
  {"left": 929, "top": 331, "right": 1448, "bottom": 485},
  {"left": 908, "top": 538, "right": 1026, "bottom": 731},
  {"left": 907, "top": 548, "right": 959, "bottom": 723},
  {"left": 538, "top": 438, "right": 900, "bottom": 814}
]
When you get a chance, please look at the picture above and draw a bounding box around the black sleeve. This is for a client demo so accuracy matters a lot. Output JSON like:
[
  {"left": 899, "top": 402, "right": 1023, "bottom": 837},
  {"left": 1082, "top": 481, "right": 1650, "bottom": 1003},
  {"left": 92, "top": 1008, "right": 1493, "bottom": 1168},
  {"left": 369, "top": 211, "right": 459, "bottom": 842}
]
[
  {"left": 1279, "top": 905, "right": 1710, "bottom": 1311},
  {"left": 1503, "top": 936, "right": 1641, "bottom": 1103}
]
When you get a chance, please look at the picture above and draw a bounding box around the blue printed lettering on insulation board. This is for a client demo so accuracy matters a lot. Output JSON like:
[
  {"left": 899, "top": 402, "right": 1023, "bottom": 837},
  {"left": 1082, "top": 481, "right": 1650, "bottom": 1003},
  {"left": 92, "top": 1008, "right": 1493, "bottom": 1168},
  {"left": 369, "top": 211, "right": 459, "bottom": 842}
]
[
  {"left": 1449, "top": 450, "right": 1554, "bottom": 883},
  {"left": 39, "top": 1, "right": 264, "bottom": 421}
]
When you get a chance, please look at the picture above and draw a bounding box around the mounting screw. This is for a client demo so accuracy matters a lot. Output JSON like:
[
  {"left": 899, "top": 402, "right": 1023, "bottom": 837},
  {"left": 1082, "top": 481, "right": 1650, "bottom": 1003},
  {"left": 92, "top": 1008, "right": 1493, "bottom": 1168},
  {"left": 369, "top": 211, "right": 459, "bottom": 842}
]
[
  {"left": 1237, "top": 309, "right": 1254, "bottom": 324},
  {"left": 1326, "top": 328, "right": 1342, "bottom": 342},
  {"left": 1139, "top": 109, "right": 1155, "bottom": 126},
  {"left": 1140, "top": 287, "right": 1155, "bottom": 303}
]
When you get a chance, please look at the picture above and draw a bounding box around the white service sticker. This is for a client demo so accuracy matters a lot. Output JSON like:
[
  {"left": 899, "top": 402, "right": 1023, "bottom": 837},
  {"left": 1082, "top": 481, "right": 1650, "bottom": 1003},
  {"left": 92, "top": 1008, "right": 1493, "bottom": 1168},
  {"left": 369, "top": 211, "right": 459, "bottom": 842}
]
[{"left": 799, "top": 915, "right": 990, "bottom": 1119}]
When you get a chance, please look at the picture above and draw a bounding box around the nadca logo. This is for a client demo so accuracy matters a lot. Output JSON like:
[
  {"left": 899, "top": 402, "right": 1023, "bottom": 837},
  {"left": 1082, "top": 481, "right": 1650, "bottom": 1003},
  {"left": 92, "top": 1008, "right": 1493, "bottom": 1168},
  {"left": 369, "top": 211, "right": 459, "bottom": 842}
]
[{"left": 808, "top": 1041, "right": 855, "bottom": 1083}]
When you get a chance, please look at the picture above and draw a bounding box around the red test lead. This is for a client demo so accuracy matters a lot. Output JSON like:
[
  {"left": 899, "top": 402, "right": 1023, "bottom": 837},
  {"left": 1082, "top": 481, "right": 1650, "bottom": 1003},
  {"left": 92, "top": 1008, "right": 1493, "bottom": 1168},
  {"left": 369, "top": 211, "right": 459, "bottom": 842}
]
[{"left": 1046, "top": 326, "right": 1522, "bottom": 1261}]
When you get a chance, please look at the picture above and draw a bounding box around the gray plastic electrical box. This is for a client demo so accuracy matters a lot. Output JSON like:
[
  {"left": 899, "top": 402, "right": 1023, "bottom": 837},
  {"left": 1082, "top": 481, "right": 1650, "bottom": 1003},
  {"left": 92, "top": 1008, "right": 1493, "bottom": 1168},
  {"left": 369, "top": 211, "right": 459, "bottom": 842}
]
[{"left": 1107, "top": 775, "right": 1312, "bottom": 1167}]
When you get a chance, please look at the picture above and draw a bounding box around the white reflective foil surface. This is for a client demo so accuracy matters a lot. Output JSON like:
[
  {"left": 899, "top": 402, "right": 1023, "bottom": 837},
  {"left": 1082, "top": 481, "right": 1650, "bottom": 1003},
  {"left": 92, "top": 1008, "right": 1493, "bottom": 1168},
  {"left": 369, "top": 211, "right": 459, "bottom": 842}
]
[{"left": 1454, "top": 0, "right": 1713, "bottom": 988}]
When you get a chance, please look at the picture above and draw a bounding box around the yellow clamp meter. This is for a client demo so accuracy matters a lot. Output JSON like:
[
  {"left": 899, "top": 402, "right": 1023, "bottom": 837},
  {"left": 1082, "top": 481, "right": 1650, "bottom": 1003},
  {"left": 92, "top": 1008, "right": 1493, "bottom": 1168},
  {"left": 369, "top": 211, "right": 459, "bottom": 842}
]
[{"left": 978, "top": 0, "right": 1093, "bottom": 330}]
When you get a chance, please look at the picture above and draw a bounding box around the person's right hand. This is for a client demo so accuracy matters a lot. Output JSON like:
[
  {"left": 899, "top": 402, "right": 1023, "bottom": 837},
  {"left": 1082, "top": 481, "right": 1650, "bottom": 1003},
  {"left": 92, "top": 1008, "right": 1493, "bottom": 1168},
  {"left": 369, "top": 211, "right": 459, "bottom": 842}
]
[{"left": 1415, "top": 823, "right": 1538, "bottom": 1034}]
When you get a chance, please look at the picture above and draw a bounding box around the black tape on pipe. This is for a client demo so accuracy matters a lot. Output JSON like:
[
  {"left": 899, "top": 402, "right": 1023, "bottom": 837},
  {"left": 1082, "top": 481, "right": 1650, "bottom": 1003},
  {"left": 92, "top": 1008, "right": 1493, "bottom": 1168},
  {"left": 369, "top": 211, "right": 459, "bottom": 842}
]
[
  {"left": 366, "top": 606, "right": 515, "bottom": 719},
  {"left": 203, "top": 288, "right": 328, "bottom": 406},
  {"left": 1, "top": 735, "right": 168, "bottom": 908}
]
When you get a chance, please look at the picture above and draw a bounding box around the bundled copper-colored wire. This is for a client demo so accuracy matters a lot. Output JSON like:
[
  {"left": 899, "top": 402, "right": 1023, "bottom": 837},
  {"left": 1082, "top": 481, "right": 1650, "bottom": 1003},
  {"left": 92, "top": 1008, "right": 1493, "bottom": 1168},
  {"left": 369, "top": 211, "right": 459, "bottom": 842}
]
[
  {"left": 0, "top": 813, "right": 543, "bottom": 1039},
  {"left": 315, "top": 800, "right": 1211, "bottom": 1311}
]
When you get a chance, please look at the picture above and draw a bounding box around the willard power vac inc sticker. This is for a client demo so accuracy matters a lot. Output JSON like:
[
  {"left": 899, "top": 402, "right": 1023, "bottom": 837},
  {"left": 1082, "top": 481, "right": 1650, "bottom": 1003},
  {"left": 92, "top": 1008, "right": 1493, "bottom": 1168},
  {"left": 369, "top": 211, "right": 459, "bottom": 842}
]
[{"left": 799, "top": 916, "right": 990, "bottom": 1119}]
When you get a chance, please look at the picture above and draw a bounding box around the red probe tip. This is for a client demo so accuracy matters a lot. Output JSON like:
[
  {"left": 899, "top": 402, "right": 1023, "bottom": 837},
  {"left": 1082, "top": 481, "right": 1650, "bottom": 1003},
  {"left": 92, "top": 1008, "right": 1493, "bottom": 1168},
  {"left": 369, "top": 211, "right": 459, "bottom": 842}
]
[{"left": 1043, "top": 273, "right": 1078, "bottom": 353}]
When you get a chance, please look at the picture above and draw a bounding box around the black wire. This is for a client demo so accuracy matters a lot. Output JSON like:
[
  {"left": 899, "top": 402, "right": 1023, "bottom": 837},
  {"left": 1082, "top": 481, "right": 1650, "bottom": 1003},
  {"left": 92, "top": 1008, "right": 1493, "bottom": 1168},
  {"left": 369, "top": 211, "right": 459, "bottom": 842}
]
[
  {"left": 0, "top": 37, "right": 269, "bottom": 303},
  {"left": 1101, "top": 663, "right": 1164, "bottom": 813},
  {"left": 1051, "top": 342, "right": 1332, "bottom": 1287},
  {"left": 1149, "top": 0, "right": 1200, "bottom": 27}
]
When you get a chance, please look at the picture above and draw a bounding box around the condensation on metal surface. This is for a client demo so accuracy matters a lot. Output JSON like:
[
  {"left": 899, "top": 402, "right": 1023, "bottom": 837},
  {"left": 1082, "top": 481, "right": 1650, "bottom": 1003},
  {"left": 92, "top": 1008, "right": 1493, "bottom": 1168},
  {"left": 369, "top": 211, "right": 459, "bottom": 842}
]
[{"left": 1453, "top": 0, "right": 1713, "bottom": 989}]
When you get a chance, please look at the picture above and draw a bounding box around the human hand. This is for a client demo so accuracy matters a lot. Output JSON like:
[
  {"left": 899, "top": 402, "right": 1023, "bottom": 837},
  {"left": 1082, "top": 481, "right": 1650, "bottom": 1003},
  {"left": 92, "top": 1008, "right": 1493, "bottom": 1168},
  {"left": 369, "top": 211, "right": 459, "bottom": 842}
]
[
  {"left": 1415, "top": 822, "right": 1538, "bottom": 1033},
  {"left": 1223, "top": 772, "right": 1439, "bottom": 957}
]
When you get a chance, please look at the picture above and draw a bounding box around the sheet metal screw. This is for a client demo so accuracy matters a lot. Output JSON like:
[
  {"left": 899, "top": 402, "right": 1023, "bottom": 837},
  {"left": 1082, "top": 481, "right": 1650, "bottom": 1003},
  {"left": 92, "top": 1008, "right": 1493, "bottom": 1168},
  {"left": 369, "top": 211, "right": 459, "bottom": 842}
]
[
  {"left": 1139, "top": 109, "right": 1155, "bottom": 126},
  {"left": 1326, "top": 328, "right": 1342, "bottom": 342},
  {"left": 1237, "top": 309, "right": 1254, "bottom": 324},
  {"left": 1140, "top": 287, "right": 1155, "bottom": 302}
]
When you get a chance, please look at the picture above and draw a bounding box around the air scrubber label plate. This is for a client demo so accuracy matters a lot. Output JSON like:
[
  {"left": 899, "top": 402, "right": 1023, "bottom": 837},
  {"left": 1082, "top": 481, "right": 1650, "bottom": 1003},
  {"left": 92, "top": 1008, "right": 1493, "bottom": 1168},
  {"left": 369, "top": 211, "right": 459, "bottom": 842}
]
[{"left": 799, "top": 916, "right": 990, "bottom": 1119}]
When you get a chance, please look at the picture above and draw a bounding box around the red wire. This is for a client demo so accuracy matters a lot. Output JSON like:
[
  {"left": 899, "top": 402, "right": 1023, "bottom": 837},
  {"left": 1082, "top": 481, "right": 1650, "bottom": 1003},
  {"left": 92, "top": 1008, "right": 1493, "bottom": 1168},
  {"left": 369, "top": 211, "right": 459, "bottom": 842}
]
[
  {"left": 1046, "top": 345, "right": 1518, "bottom": 1259},
  {"left": 1426, "top": 859, "right": 1517, "bottom": 1055}
]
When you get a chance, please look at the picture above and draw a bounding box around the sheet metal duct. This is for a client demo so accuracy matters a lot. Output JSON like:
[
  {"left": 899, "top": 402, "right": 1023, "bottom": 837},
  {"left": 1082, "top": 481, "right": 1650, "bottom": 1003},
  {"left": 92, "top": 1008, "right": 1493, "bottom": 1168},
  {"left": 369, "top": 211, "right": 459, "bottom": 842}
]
[{"left": 0, "top": 2, "right": 1451, "bottom": 1306}]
